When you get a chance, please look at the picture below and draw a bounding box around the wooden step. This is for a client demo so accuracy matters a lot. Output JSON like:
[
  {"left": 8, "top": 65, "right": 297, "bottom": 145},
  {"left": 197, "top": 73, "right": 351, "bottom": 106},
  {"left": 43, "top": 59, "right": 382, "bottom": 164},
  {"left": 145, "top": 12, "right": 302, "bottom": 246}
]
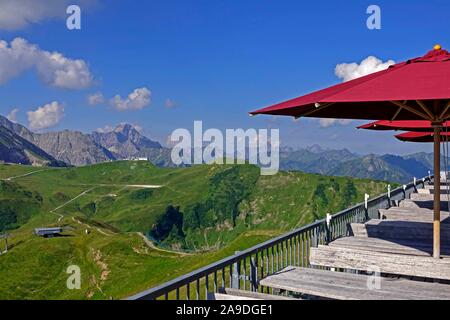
[
  {"left": 350, "top": 219, "right": 450, "bottom": 243},
  {"left": 399, "top": 198, "right": 449, "bottom": 211},
  {"left": 417, "top": 188, "right": 450, "bottom": 195},
  {"left": 209, "top": 288, "right": 297, "bottom": 300},
  {"left": 259, "top": 266, "right": 450, "bottom": 300},
  {"left": 378, "top": 208, "right": 450, "bottom": 223},
  {"left": 329, "top": 236, "right": 450, "bottom": 257},
  {"left": 310, "top": 245, "right": 450, "bottom": 281}
]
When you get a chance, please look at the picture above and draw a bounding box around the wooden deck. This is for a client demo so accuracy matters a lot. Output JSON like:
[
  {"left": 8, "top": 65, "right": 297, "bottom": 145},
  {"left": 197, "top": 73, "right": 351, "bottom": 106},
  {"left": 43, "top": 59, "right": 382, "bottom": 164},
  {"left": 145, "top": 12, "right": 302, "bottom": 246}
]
[
  {"left": 258, "top": 189, "right": 450, "bottom": 300},
  {"left": 260, "top": 267, "right": 450, "bottom": 300}
]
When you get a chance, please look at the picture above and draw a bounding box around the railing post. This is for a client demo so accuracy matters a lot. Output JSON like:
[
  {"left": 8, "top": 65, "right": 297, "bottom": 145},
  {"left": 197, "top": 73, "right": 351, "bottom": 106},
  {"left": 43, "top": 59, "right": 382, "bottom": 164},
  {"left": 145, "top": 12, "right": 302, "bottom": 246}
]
[
  {"left": 387, "top": 185, "right": 391, "bottom": 208},
  {"left": 414, "top": 177, "right": 417, "bottom": 192},
  {"left": 326, "top": 213, "right": 332, "bottom": 243},
  {"left": 231, "top": 251, "right": 240, "bottom": 289},
  {"left": 364, "top": 193, "right": 370, "bottom": 221},
  {"left": 312, "top": 225, "right": 319, "bottom": 248},
  {"left": 403, "top": 184, "right": 407, "bottom": 199},
  {"left": 250, "top": 257, "right": 258, "bottom": 292}
]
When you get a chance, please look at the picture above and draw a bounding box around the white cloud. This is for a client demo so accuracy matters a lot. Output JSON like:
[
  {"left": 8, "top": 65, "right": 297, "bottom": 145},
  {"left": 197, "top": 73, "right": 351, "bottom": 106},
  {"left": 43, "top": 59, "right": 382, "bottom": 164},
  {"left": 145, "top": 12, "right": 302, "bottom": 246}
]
[
  {"left": 0, "top": 0, "right": 98, "bottom": 30},
  {"left": 0, "top": 37, "right": 94, "bottom": 89},
  {"left": 164, "top": 98, "right": 178, "bottom": 109},
  {"left": 319, "top": 119, "right": 353, "bottom": 128},
  {"left": 6, "top": 108, "right": 19, "bottom": 122},
  {"left": 87, "top": 92, "right": 105, "bottom": 106},
  {"left": 27, "top": 101, "right": 64, "bottom": 131},
  {"left": 110, "top": 87, "right": 151, "bottom": 111},
  {"left": 335, "top": 56, "right": 395, "bottom": 82},
  {"left": 96, "top": 125, "right": 114, "bottom": 133}
]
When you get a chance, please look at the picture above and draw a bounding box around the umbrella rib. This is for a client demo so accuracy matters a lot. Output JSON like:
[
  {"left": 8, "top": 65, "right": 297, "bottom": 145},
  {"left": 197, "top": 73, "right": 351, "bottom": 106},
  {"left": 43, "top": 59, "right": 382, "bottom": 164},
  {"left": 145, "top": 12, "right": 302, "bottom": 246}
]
[
  {"left": 389, "top": 101, "right": 431, "bottom": 121},
  {"left": 390, "top": 106, "right": 403, "bottom": 121},
  {"left": 416, "top": 100, "right": 435, "bottom": 120},
  {"left": 439, "top": 101, "right": 450, "bottom": 119},
  {"left": 299, "top": 102, "right": 336, "bottom": 118}
]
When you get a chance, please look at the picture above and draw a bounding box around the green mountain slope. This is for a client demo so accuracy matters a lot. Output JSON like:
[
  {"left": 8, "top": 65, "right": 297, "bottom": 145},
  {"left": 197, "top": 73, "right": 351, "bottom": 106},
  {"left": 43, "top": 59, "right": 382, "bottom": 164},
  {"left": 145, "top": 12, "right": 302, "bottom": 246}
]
[{"left": 0, "top": 161, "right": 392, "bottom": 299}]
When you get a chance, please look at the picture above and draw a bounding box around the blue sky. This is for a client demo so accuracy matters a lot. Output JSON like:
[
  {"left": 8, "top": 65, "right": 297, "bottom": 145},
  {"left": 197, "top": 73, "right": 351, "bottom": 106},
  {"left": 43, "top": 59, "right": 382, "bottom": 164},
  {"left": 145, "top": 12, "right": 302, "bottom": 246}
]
[{"left": 0, "top": 0, "right": 449, "bottom": 155}]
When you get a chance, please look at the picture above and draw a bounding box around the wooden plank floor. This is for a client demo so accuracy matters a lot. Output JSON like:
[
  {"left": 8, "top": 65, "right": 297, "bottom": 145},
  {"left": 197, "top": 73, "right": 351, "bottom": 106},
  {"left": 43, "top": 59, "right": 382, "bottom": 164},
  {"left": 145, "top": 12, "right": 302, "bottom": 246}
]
[
  {"left": 350, "top": 219, "right": 450, "bottom": 242},
  {"left": 258, "top": 188, "right": 450, "bottom": 300},
  {"left": 211, "top": 288, "right": 298, "bottom": 300},
  {"left": 310, "top": 245, "right": 450, "bottom": 281},
  {"left": 329, "top": 236, "right": 450, "bottom": 257},
  {"left": 379, "top": 208, "right": 450, "bottom": 222},
  {"left": 259, "top": 267, "right": 450, "bottom": 300}
]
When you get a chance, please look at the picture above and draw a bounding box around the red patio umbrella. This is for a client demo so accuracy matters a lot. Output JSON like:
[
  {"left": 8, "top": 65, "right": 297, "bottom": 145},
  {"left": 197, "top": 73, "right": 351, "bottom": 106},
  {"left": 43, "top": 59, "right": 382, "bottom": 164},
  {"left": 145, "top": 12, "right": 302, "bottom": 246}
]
[
  {"left": 358, "top": 120, "right": 450, "bottom": 132},
  {"left": 251, "top": 45, "right": 450, "bottom": 258},
  {"left": 396, "top": 131, "right": 450, "bottom": 143}
]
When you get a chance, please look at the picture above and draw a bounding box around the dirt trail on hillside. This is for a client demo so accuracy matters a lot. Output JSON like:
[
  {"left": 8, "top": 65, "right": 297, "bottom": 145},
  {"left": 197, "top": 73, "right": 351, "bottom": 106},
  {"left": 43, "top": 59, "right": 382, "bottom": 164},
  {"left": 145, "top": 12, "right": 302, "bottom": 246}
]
[
  {"left": 4, "top": 169, "right": 51, "bottom": 181},
  {"left": 136, "top": 232, "right": 192, "bottom": 256}
]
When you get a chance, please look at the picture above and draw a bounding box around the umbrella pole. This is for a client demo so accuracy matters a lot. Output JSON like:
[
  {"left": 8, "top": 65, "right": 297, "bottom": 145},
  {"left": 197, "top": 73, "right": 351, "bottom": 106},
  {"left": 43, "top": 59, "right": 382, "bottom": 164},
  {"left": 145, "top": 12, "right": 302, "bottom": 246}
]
[{"left": 434, "top": 125, "right": 441, "bottom": 259}]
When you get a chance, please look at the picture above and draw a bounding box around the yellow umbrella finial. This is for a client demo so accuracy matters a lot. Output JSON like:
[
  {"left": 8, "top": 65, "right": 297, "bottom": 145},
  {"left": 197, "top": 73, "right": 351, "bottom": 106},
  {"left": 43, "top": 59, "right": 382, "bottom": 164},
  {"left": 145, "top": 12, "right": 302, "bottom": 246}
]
[{"left": 434, "top": 44, "right": 442, "bottom": 50}]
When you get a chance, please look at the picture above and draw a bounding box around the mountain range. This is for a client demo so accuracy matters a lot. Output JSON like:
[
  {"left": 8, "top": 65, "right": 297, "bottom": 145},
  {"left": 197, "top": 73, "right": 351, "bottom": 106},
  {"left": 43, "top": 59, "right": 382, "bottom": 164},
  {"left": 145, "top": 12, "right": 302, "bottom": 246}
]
[
  {"left": 279, "top": 145, "right": 433, "bottom": 183},
  {"left": 0, "top": 126, "right": 65, "bottom": 167},
  {"left": 0, "top": 115, "right": 172, "bottom": 167},
  {"left": 0, "top": 115, "right": 437, "bottom": 183}
]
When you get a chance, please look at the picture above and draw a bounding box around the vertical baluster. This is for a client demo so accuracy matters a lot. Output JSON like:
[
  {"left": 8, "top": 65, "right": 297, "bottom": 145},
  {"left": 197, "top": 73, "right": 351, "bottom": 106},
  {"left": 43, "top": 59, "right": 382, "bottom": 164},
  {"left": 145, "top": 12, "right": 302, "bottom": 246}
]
[
  {"left": 307, "top": 230, "right": 311, "bottom": 267},
  {"left": 229, "top": 265, "right": 233, "bottom": 289},
  {"left": 256, "top": 251, "right": 260, "bottom": 292},
  {"left": 243, "top": 256, "right": 247, "bottom": 290},
  {"left": 276, "top": 243, "right": 279, "bottom": 271},
  {"left": 259, "top": 251, "right": 264, "bottom": 292},
  {"left": 176, "top": 288, "right": 180, "bottom": 300},
  {"left": 285, "top": 240, "right": 288, "bottom": 267},
  {"left": 271, "top": 246, "right": 274, "bottom": 274},
  {"left": 186, "top": 283, "right": 190, "bottom": 300},
  {"left": 196, "top": 279, "right": 200, "bottom": 300},
  {"left": 213, "top": 271, "right": 217, "bottom": 293},
  {"left": 289, "top": 238, "right": 292, "bottom": 266},
  {"left": 293, "top": 236, "right": 296, "bottom": 266},
  {"left": 280, "top": 242, "right": 283, "bottom": 269},
  {"left": 205, "top": 275, "right": 209, "bottom": 300},
  {"left": 222, "top": 267, "right": 225, "bottom": 289},
  {"left": 300, "top": 233, "right": 304, "bottom": 267}
]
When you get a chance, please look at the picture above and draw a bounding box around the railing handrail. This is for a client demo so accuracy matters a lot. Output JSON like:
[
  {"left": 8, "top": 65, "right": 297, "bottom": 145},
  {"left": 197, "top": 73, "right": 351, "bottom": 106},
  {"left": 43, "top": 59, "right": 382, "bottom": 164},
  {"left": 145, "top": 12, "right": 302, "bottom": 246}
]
[{"left": 127, "top": 175, "right": 432, "bottom": 300}]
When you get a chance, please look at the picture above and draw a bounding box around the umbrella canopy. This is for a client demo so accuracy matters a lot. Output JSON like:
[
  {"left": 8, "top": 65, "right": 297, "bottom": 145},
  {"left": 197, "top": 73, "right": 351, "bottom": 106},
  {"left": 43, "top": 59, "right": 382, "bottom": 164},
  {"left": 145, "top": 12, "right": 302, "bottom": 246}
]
[
  {"left": 396, "top": 131, "right": 450, "bottom": 143},
  {"left": 251, "top": 45, "right": 450, "bottom": 259},
  {"left": 251, "top": 46, "right": 450, "bottom": 121},
  {"left": 358, "top": 120, "right": 450, "bottom": 132}
]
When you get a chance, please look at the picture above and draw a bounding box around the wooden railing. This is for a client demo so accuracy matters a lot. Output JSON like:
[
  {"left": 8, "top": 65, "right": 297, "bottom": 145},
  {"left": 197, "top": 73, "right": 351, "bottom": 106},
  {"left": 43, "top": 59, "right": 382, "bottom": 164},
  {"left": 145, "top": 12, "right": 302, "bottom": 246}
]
[{"left": 127, "top": 176, "right": 431, "bottom": 300}]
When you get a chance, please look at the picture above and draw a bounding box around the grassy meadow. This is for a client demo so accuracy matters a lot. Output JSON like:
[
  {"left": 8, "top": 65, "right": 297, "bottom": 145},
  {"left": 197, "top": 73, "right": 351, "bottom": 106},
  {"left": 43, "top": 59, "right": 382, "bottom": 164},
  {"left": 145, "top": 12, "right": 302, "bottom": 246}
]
[{"left": 0, "top": 161, "right": 391, "bottom": 299}]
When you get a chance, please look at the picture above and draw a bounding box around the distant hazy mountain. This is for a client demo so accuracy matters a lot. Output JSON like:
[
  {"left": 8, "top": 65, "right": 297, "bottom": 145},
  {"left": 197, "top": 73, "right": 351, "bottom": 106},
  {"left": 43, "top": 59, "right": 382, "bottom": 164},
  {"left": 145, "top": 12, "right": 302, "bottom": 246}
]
[
  {"left": 328, "top": 154, "right": 425, "bottom": 183},
  {"left": 280, "top": 145, "right": 359, "bottom": 174},
  {"left": 30, "top": 130, "right": 116, "bottom": 166},
  {"left": 0, "top": 126, "right": 65, "bottom": 167},
  {"left": 92, "top": 123, "right": 176, "bottom": 167},
  {"left": 280, "top": 146, "right": 432, "bottom": 183},
  {"left": 92, "top": 124, "right": 161, "bottom": 158}
]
